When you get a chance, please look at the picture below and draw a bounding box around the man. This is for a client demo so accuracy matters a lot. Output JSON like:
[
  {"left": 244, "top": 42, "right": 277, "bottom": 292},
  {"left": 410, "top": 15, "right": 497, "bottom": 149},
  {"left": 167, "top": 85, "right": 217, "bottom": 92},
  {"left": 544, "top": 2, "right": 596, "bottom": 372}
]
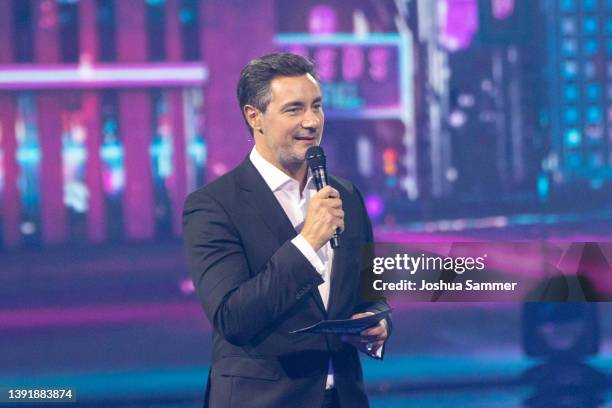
[{"left": 183, "top": 53, "right": 390, "bottom": 408}]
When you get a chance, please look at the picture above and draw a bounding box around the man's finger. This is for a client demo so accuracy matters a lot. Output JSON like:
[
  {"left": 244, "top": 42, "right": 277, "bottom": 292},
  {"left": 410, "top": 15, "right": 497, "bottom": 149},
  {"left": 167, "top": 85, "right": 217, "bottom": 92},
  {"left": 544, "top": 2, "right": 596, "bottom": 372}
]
[
  {"left": 327, "top": 188, "right": 340, "bottom": 198},
  {"left": 318, "top": 186, "right": 339, "bottom": 199},
  {"left": 368, "top": 340, "right": 384, "bottom": 352},
  {"left": 322, "top": 198, "right": 342, "bottom": 209},
  {"left": 361, "top": 325, "right": 384, "bottom": 337}
]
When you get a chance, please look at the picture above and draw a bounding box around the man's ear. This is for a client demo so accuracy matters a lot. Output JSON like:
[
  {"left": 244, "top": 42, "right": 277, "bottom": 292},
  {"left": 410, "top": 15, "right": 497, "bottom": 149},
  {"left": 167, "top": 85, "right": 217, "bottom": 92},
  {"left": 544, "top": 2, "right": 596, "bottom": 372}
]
[{"left": 244, "top": 105, "right": 263, "bottom": 134}]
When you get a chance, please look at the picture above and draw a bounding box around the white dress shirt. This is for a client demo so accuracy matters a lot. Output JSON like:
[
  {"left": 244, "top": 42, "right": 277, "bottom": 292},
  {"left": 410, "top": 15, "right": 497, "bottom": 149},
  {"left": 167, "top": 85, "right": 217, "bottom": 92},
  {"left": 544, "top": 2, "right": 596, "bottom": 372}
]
[{"left": 249, "top": 146, "right": 336, "bottom": 388}]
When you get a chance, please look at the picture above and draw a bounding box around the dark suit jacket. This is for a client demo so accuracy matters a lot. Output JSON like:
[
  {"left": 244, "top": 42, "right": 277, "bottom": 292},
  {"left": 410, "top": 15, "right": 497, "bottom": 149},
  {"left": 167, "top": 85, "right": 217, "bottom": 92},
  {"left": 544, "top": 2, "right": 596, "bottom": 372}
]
[{"left": 183, "top": 157, "right": 390, "bottom": 408}]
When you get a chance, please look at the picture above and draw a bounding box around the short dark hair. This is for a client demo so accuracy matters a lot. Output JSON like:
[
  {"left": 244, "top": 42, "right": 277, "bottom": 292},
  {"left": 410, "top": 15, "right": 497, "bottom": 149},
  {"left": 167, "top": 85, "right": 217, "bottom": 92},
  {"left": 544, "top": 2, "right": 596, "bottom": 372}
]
[{"left": 237, "top": 53, "right": 319, "bottom": 133}]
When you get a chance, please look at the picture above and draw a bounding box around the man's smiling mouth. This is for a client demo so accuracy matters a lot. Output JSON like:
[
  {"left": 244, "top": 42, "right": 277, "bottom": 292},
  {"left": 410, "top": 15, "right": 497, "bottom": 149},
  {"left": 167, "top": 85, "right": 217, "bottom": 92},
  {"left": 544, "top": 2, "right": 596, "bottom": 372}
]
[{"left": 295, "top": 135, "right": 316, "bottom": 141}]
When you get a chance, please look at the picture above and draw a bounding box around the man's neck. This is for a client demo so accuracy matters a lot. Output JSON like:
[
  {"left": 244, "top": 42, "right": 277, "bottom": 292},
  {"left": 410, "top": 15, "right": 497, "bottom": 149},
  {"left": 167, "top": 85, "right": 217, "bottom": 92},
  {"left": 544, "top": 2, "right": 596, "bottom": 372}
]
[
  {"left": 284, "top": 163, "right": 308, "bottom": 192},
  {"left": 255, "top": 146, "right": 309, "bottom": 191}
]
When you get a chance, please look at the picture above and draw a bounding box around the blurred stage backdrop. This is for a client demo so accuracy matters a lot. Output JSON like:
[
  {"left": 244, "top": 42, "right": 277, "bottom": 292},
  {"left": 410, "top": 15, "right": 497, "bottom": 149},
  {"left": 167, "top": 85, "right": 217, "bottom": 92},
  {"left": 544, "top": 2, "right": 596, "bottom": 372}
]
[{"left": 2, "top": 0, "right": 612, "bottom": 406}]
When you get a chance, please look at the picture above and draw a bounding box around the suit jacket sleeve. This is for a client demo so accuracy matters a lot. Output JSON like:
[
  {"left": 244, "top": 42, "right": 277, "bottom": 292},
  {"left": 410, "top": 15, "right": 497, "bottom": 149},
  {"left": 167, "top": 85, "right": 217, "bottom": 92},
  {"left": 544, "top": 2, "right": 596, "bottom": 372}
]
[{"left": 183, "top": 190, "right": 324, "bottom": 346}]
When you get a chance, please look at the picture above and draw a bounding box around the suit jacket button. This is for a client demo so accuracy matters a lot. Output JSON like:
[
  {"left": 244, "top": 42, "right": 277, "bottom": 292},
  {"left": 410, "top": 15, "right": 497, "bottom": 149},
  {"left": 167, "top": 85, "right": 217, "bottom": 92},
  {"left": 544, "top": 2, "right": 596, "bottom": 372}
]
[{"left": 296, "top": 286, "right": 310, "bottom": 299}]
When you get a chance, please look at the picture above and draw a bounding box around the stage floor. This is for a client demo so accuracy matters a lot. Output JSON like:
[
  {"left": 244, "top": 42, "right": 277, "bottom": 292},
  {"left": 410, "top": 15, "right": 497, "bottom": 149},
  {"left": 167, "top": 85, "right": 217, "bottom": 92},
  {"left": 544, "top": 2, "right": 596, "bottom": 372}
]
[{"left": 2, "top": 223, "right": 612, "bottom": 407}]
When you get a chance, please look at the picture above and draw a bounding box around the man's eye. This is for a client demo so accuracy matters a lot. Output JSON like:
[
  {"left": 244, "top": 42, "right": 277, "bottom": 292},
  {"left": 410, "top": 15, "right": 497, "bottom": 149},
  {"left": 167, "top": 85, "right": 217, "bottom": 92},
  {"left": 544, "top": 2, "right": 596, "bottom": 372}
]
[{"left": 313, "top": 104, "right": 322, "bottom": 110}]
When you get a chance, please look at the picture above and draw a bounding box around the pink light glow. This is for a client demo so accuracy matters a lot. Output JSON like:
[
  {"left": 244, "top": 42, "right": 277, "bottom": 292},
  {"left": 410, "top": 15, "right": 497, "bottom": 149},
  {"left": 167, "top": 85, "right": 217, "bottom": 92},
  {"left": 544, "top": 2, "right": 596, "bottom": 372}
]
[
  {"left": 314, "top": 47, "right": 336, "bottom": 81},
  {"left": 439, "top": 0, "right": 479, "bottom": 52},
  {"left": 308, "top": 5, "right": 338, "bottom": 34},
  {"left": 0, "top": 302, "right": 208, "bottom": 330},
  {"left": 365, "top": 194, "right": 384, "bottom": 218},
  {"left": 0, "top": 63, "right": 207, "bottom": 90},
  {"left": 368, "top": 47, "right": 390, "bottom": 82},
  {"left": 287, "top": 45, "right": 309, "bottom": 57},
  {"left": 342, "top": 46, "right": 365, "bottom": 81},
  {"left": 492, "top": 0, "right": 515, "bottom": 20},
  {"left": 179, "top": 278, "right": 195, "bottom": 294},
  {"left": 0, "top": 153, "right": 3, "bottom": 192}
]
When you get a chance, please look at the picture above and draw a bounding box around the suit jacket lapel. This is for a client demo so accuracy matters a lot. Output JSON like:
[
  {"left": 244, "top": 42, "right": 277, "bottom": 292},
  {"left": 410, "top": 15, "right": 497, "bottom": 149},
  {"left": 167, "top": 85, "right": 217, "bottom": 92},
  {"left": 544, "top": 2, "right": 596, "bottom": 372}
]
[
  {"left": 235, "top": 158, "right": 296, "bottom": 245},
  {"left": 235, "top": 157, "right": 327, "bottom": 315}
]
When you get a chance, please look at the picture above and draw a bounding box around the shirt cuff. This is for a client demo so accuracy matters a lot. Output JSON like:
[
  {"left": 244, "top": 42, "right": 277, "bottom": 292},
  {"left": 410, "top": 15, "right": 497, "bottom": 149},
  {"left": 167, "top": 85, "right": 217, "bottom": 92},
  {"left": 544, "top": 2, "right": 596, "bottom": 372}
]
[{"left": 291, "top": 235, "right": 326, "bottom": 278}]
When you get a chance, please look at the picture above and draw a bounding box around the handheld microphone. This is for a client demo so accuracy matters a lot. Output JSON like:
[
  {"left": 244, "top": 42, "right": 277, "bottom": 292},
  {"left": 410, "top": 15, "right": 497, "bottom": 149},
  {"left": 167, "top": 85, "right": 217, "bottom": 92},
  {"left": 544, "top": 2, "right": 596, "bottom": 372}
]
[{"left": 306, "top": 146, "right": 340, "bottom": 249}]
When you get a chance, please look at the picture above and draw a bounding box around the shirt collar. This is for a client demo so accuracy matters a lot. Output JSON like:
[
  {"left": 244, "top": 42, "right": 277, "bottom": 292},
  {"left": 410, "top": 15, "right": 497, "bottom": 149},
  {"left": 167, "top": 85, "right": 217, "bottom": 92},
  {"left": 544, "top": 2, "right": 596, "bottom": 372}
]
[{"left": 249, "top": 146, "right": 315, "bottom": 193}]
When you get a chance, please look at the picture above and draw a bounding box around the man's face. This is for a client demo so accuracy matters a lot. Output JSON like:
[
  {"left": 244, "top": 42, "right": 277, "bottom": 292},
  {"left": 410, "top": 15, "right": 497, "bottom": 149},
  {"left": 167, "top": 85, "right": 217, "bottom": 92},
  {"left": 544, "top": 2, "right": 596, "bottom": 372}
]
[{"left": 249, "top": 74, "right": 324, "bottom": 171}]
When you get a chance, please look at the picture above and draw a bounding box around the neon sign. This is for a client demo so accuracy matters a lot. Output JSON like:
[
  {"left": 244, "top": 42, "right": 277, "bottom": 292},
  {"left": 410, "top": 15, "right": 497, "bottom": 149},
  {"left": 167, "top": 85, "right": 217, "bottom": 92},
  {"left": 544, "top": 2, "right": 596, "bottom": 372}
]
[
  {"left": 276, "top": 34, "right": 412, "bottom": 120},
  {"left": 0, "top": 63, "right": 207, "bottom": 90}
]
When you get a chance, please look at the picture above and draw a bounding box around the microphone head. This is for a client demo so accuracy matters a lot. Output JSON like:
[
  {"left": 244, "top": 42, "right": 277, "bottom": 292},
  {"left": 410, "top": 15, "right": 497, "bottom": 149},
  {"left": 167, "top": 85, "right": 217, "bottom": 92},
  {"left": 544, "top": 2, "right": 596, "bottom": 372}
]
[{"left": 306, "top": 145, "right": 326, "bottom": 170}]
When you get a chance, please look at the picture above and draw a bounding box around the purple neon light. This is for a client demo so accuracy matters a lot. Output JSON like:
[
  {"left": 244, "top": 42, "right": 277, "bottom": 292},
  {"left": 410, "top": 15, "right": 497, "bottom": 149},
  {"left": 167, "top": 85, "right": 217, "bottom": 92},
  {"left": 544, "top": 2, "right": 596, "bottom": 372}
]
[
  {"left": 308, "top": 4, "right": 338, "bottom": 34},
  {"left": 439, "top": 0, "right": 479, "bottom": 52},
  {"left": 342, "top": 46, "right": 365, "bottom": 81},
  {"left": 314, "top": 47, "right": 337, "bottom": 81},
  {"left": 287, "top": 44, "right": 309, "bottom": 57},
  {"left": 365, "top": 194, "right": 384, "bottom": 218},
  {"left": 0, "top": 301, "right": 208, "bottom": 330},
  {"left": 368, "top": 47, "right": 390, "bottom": 82},
  {"left": 492, "top": 0, "right": 515, "bottom": 20}
]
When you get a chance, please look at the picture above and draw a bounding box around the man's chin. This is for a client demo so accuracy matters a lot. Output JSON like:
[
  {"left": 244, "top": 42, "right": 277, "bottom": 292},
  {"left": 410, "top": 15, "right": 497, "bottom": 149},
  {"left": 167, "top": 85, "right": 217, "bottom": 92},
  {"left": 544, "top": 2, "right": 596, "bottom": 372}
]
[{"left": 298, "top": 144, "right": 318, "bottom": 160}]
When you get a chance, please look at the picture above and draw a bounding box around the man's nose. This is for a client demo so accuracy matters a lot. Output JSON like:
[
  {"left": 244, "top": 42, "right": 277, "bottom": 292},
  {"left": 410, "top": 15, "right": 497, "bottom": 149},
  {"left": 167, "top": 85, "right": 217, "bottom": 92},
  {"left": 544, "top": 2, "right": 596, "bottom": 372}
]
[{"left": 301, "top": 110, "right": 321, "bottom": 129}]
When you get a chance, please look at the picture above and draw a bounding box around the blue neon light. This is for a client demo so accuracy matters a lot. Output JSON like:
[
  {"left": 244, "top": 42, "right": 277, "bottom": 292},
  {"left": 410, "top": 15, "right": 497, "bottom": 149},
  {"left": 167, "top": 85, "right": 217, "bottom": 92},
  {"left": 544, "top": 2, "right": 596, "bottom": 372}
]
[
  {"left": 275, "top": 33, "right": 404, "bottom": 46},
  {"left": 16, "top": 145, "right": 42, "bottom": 164},
  {"left": 188, "top": 138, "right": 206, "bottom": 166},
  {"left": 150, "top": 137, "right": 173, "bottom": 179}
]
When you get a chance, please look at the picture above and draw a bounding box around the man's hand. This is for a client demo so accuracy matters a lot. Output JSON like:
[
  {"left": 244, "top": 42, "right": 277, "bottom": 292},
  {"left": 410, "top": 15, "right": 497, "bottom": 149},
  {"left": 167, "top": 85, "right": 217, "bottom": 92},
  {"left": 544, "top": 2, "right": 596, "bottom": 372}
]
[
  {"left": 300, "top": 186, "right": 344, "bottom": 251},
  {"left": 341, "top": 313, "right": 388, "bottom": 357}
]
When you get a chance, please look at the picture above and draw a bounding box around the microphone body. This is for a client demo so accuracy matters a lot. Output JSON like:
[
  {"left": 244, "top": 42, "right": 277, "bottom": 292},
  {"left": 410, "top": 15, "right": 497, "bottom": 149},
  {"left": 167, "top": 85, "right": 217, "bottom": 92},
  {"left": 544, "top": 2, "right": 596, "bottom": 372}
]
[{"left": 306, "top": 146, "right": 340, "bottom": 249}]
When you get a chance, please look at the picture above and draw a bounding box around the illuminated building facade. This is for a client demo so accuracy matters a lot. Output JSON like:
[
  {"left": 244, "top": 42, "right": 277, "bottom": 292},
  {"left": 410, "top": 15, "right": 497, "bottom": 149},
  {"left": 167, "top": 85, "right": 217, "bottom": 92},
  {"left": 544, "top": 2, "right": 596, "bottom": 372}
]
[
  {"left": 445, "top": 0, "right": 543, "bottom": 203},
  {"left": 541, "top": 0, "right": 612, "bottom": 194},
  {"left": 0, "top": 0, "right": 414, "bottom": 247},
  {"left": 407, "top": 0, "right": 454, "bottom": 200},
  {"left": 0, "top": 0, "right": 275, "bottom": 249}
]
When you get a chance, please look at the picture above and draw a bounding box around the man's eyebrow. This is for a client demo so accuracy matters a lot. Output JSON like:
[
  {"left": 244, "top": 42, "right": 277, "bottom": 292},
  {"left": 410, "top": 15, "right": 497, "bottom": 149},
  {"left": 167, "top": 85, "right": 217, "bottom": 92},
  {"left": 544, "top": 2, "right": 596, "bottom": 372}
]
[{"left": 280, "top": 97, "right": 323, "bottom": 110}]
